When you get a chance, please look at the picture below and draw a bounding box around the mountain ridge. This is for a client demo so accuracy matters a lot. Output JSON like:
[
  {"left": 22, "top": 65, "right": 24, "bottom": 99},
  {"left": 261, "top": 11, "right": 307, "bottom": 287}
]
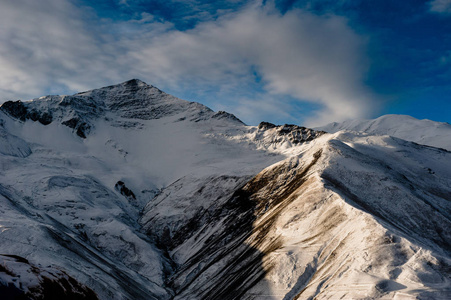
[
  {"left": 316, "top": 114, "right": 451, "bottom": 151},
  {"left": 0, "top": 80, "right": 450, "bottom": 299},
  {"left": 0, "top": 79, "right": 244, "bottom": 138}
]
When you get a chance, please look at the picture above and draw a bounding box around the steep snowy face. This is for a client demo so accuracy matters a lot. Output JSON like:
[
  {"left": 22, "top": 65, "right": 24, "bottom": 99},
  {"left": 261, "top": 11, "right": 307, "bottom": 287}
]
[
  {"left": 75, "top": 79, "right": 215, "bottom": 122},
  {"left": 316, "top": 114, "right": 451, "bottom": 151},
  {"left": 0, "top": 79, "right": 241, "bottom": 138},
  {"left": 0, "top": 125, "right": 31, "bottom": 157}
]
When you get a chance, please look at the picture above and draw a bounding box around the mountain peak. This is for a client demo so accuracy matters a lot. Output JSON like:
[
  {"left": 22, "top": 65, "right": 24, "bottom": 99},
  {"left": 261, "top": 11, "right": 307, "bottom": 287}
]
[
  {"left": 123, "top": 78, "right": 148, "bottom": 86},
  {"left": 92, "top": 78, "right": 151, "bottom": 92},
  {"left": 0, "top": 80, "right": 244, "bottom": 138},
  {"left": 75, "top": 78, "right": 155, "bottom": 98}
]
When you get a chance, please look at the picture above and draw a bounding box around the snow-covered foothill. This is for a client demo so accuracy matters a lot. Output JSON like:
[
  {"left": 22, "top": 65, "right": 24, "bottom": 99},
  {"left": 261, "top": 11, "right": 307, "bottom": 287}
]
[{"left": 316, "top": 114, "right": 451, "bottom": 151}]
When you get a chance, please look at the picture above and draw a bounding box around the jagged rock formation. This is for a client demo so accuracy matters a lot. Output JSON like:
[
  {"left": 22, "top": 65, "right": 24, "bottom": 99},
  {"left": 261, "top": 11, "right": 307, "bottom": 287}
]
[
  {"left": 0, "top": 80, "right": 450, "bottom": 299},
  {"left": 256, "top": 122, "right": 325, "bottom": 145}
]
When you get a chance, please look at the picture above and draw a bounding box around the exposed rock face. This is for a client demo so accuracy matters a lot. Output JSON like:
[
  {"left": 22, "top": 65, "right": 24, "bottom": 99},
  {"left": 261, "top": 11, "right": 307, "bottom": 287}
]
[
  {"left": 250, "top": 122, "right": 326, "bottom": 148},
  {"left": 115, "top": 181, "right": 136, "bottom": 200},
  {"left": 0, "top": 100, "right": 28, "bottom": 121},
  {"left": 0, "top": 95, "right": 100, "bottom": 138},
  {"left": 0, "top": 254, "right": 99, "bottom": 300},
  {"left": 61, "top": 117, "right": 91, "bottom": 138},
  {"left": 211, "top": 111, "right": 244, "bottom": 125}
]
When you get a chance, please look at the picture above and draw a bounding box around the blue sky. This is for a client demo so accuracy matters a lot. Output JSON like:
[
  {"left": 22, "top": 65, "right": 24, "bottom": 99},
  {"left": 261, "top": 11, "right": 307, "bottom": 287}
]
[{"left": 0, "top": 0, "right": 450, "bottom": 126}]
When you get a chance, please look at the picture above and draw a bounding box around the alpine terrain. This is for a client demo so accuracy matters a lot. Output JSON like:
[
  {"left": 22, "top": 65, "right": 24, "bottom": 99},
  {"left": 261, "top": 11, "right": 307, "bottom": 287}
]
[{"left": 0, "top": 79, "right": 450, "bottom": 299}]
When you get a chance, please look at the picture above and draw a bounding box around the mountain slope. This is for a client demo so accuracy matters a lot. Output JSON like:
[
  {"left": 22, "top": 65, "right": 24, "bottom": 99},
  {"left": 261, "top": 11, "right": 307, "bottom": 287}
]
[
  {"left": 141, "top": 132, "right": 451, "bottom": 299},
  {"left": 0, "top": 80, "right": 450, "bottom": 299},
  {"left": 0, "top": 80, "right": 294, "bottom": 299},
  {"left": 316, "top": 114, "right": 451, "bottom": 151}
]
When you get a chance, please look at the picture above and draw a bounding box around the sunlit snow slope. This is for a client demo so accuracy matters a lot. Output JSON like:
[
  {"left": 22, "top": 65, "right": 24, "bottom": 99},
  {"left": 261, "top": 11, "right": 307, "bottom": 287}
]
[
  {"left": 316, "top": 114, "right": 451, "bottom": 151},
  {"left": 0, "top": 80, "right": 450, "bottom": 299}
]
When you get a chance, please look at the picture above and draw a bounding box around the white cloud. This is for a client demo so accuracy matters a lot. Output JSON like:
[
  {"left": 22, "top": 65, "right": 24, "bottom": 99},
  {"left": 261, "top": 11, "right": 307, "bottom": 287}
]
[
  {"left": 0, "top": 0, "right": 125, "bottom": 99},
  {"left": 429, "top": 0, "right": 451, "bottom": 14},
  {"left": 123, "top": 2, "right": 375, "bottom": 125},
  {"left": 0, "top": 0, "right": 376, "bottom": 126}
]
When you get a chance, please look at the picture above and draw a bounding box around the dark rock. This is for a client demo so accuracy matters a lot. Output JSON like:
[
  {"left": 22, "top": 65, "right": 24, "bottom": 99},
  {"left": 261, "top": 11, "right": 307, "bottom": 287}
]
[
  {"left": 38, "top": 112, "right": 53, "bottom": 125},
  {"left": 115, "top": 181, "right": 136, "bottom": 200},
  {"left": 0, "top": 255, "right": 99, "bottom": 300},
  {"left": 124, "top": 78, "right": 143, "bottom": 87},
  {"left": 211, "top": 111, "right": 245, "bottom": 125},
  {"left": 27, "top": 109, "right": 53, "bottom": 125},
  {"left": 258, "top": 122, "right": 325, "bottom": 144},
  {"left": 258, "top": 122, "right": 276, "bottom": 130},
  {"left": 62, "top": 118, "right": 90, "bottom": 138},
  {"left": 1, "top": 101, "right": 53, "bottom": 126},
  {"left": 0, "top": 101, "right": 28, "bottom": 121}
]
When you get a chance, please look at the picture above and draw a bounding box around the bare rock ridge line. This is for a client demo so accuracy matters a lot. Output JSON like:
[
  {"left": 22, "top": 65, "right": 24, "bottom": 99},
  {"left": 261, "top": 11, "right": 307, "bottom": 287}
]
[{"left": 0, "top": 79, "right": 450, "bottom": 299}]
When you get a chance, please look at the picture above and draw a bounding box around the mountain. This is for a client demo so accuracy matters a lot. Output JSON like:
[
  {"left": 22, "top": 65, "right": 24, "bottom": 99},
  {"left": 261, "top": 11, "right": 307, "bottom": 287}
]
[
  {"left": 316, "top": 114, "right": 451, "bottom": 151},
  {"left": 0, "top": 80, "right": 450, "bottom": 299}
]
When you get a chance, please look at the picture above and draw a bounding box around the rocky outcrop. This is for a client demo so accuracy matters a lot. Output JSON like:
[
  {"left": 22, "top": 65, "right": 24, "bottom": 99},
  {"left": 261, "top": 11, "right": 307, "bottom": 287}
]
[
  {"left": 115, "top": 181, "right": 136, "bottom": 201},
  {"left": 0, "top": 254, "right": 98, "bottom": 300},
  {"left": 248, "top": 122, "right": 326, "bottom": 149},
  {"left": 0, "top": 100, "right": 53, "bottom": 125},
  {"left": 211, "top": 111, "right": 244, "bottom": 125}
]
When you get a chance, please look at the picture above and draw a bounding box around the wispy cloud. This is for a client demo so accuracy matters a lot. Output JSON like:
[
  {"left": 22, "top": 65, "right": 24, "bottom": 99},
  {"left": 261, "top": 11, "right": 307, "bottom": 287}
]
[
  {"left": 0, "top": 0, "right": 123, "bottom": 97},
  {"left": 429, "top": 0, "right": 451, "bottom": 14},
  {"left": 0, "top": 0, "right": 376, "bottom": 126}
]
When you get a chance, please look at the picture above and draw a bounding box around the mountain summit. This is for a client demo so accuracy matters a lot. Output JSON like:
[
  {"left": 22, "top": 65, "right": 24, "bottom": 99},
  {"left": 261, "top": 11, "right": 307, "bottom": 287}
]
[
  {"left": 0, "top": 81, "right": 450, "bottom": 299},
  {"left": 0, "top": 79, "right": 243, "bottom": 138}
]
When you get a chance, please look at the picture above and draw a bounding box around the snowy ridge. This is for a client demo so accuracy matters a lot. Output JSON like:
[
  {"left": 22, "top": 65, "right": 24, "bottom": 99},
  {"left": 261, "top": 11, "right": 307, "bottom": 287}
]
[
  {"left": 141, "top": 132, "right": 451, "bottom": 299},
  {"left": 0, "top": 80, "right": 450, "bottom": 299},
  {"left": 0, "top": 79, "right": 243, "bottom": 138},
  {"left": 316, "top": 114, "right": 451, "bottom": 151}
]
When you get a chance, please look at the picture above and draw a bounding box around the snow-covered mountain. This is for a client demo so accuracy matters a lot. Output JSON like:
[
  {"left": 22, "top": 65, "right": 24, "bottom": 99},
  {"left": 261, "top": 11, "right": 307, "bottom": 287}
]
[
  {"left": 0, "top": 80, "right": 450, "bottom": 299},
  {"left": 316, "top": 114, "right": 451, "bottom": 151}
]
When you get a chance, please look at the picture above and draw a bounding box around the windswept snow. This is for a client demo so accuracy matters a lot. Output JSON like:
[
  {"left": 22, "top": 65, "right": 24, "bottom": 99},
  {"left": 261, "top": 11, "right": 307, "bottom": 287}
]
[{"left": 316, "top": 114, "right": 451, "bottom": 151}]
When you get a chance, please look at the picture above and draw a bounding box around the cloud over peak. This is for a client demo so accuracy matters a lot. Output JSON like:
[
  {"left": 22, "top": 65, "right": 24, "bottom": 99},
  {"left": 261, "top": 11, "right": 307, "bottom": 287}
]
[{"left": 0, "top": 0, "right": 377, "bottom": 126}]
